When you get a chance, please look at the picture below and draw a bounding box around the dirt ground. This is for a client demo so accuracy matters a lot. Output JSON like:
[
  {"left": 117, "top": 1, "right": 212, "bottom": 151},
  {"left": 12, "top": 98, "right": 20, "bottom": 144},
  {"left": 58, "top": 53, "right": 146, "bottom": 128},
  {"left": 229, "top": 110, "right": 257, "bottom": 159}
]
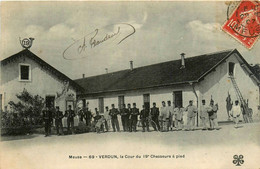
[{"left": 1, "top": 122, "right": 260, "bottom": 169}]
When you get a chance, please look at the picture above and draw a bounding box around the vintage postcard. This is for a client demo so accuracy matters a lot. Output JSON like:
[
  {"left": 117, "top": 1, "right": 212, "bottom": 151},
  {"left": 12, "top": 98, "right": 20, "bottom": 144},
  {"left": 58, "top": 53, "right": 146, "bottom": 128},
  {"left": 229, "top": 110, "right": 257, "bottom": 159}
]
[{"left": 0, "top": 1, "right": 260, "bottom": 169}]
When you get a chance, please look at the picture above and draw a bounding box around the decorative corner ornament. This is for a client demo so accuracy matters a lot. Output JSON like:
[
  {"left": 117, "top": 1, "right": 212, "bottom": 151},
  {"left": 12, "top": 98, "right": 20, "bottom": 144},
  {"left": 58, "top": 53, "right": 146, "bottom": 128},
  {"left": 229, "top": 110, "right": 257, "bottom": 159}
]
[{"left": 19, "top": 37, "right": 34, "bottom": 49}]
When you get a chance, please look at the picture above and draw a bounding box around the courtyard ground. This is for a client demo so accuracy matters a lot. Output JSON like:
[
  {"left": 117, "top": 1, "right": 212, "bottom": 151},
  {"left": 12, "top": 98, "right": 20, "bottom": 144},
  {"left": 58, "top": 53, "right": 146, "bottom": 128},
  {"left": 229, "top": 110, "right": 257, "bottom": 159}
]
[{"left": 1, "top": 122, "right": 260, "bottom": 169}]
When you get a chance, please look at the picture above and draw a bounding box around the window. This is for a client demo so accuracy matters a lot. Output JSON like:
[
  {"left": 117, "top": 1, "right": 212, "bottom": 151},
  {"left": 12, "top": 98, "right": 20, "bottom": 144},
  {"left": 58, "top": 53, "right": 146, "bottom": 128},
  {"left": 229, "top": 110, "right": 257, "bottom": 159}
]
[
  {"left": 228, "top": 62, "right": 235, "bottom": 76},
  {"left": 173, "top": 91, "right": 183, "bottom": 107},
  {"left": 118, "top": 96, "right": 125, "bottom": 110},
  {"left": 98, "top": 97, "right": 104, "bottom": 114},
  {"left": 19, "top": 64, "right": 31, "bottom": 81},
  {"left": 143, "top": 94, "right": 150, "bottom": 110}
]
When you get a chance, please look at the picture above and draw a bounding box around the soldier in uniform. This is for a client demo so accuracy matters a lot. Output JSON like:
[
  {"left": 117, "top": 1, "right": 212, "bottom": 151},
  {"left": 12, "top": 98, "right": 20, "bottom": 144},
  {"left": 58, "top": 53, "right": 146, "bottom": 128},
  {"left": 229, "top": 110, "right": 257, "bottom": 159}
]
[
  {"left": 174, "top": 104, "right": 184, "bottom": 130},
  {"left": 109, "top": 104, "right": 120, "bottom": 132},
  {"left": 65, "top": 105, "right": 76, "bottom": 134},
  {"left": 129, "top": 103, "right": 139, "bottom": 132},
  {"left": 140, "top": 105, "right": 150, "bottom": 132},
  {"left": 184, "top": 100, "right": 198, "bottom": 131},
  {"left": 160, "top": 101, "right": 168, "bottom": 132},
  {"left": 84, "top": 107, "right": 92, "bottom": 127},
  {"left": 42, "top": 107, "right": 52, "bottom": 137},
  {"left": 166, "top": 101, "right": 173, "bottom": 131},
  {"left": 150, "top": 102, "right": 160, "bottom": 131},
  {"left": 103, "top": 106, "right": 110, "bottom": 132},
  {"left": 127, "top": 103, "right": 132, "bottom": 131},
  {"left": 208, "top": 100, "right": 219, "bottom": 130},
  {"left": 120, "top": 104, "right": 129, "bottom": 132},
  {"left": 200, "top": 100, "right": 209, "bottom": 130},
  {"left": 54, "top": 106, "right": 64, "bottom": 135}
]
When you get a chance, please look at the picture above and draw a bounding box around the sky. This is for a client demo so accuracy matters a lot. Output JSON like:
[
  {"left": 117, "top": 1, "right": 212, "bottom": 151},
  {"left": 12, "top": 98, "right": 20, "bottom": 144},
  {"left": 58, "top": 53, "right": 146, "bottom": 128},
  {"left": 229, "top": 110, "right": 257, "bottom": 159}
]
[{"left": 1, "top": 1, "right": 259, "bottom": 80}]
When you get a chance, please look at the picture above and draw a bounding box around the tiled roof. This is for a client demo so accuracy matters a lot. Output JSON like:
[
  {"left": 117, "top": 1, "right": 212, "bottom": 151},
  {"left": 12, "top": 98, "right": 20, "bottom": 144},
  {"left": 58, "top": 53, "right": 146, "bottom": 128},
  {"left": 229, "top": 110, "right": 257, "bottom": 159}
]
[{"left": 75, "top": 49, "right": 236, "bottom": 94}]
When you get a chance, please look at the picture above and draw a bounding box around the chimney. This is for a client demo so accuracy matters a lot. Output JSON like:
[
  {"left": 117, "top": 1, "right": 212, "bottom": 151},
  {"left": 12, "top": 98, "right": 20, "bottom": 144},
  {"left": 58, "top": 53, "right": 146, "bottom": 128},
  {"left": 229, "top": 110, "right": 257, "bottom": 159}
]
[
  {"left": 180, "top": 53, "right": 185, "bottom": 69},
  {"left": 105, "top": 68, "right": 108, "bottom": 74},
  {"left": 82, "top": 74, "right": 85, "bottom": 78},
  {"left": 130, "top": 60, "right": 133, "bottom": 70}
]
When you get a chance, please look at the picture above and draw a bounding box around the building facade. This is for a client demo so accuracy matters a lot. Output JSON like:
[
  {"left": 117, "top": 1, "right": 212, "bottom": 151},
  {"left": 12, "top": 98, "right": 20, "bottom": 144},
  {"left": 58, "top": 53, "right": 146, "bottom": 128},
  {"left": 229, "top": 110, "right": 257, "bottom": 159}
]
[
  {"left": 75, "top": 49, "right": 260, "bottom": 124},
  {"left": 0, "top": 49, "right": 83, "bottom": 114}
]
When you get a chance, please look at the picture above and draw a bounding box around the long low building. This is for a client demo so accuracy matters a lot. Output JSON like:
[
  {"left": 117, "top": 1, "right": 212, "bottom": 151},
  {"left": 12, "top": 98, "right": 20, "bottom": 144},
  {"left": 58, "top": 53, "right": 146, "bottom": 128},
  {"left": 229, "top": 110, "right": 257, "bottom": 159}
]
[{"left": 75, "top": 49, "right": 260, "bottom": 123}]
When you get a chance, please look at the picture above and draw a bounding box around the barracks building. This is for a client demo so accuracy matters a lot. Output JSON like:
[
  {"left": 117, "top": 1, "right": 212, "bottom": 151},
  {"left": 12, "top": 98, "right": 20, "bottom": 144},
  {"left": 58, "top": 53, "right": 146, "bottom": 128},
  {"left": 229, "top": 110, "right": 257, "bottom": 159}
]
[{"left": 1, "top": 48, "right": 260, "bottom": 125}]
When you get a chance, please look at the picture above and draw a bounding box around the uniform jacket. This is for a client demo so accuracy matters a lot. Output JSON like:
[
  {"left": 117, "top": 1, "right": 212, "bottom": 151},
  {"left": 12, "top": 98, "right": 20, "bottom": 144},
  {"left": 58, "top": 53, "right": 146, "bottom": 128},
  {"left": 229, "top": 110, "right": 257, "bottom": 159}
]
[
  {"left": 150, "top": 107, "right": 159, "bottom": 118},
  {"left": 65, "top": 109, "right": 76, "bottom": 119},
  {"left": 54, "top": 110, "right": 63, "bottom": 120},
  {"left": 140, "top": 109, "right": 149, "bottom": 119},
  {"left": 208, "top": 105, "right": 218, "bottom": 119},
  {"left": 200, "top": 105, "right": 209, "bottom": 118},
  {"left": 130, "top": 108, "right": 139, "bottom": 120},
  {"left": 231, "top": 105, "right": 241, "bottom": 117},
  {"left": 120, "top": 108, "right": 129, "bottom": 116},
  {"left": 42, "top": 110, "right": 52, "bottom": 121},
  {"left": 109, "top": 108, "right": 119, "bottom": 119},
  {"left": 185, "top": 105, "right": 198, "bottom": 118},
  {"left": 174, "top": 107, "right": 183, "bottom": 121}
]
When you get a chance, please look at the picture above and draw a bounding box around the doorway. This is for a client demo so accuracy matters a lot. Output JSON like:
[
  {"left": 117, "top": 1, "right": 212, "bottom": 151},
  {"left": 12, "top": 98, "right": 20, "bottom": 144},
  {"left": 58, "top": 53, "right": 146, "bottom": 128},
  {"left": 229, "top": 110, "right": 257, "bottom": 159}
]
[
  {"left": 45, "top": 96, "right": 55, "bottom": 108},
  {"left": 143, "top": 94, "right": 150, "bottom": 110},
  {"left": 173, "top": 91, "right": 183, "bottom": 107}
]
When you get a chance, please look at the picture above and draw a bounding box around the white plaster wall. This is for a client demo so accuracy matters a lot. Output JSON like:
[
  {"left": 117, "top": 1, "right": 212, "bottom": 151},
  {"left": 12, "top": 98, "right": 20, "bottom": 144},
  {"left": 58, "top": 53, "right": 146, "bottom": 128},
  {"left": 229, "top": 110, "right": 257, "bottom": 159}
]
[
  {"left": 1, "top": 56, "right": 76, "bottom": 112},
  {"left": 198, "top": 53, "right": 259, "bottom": 121}
]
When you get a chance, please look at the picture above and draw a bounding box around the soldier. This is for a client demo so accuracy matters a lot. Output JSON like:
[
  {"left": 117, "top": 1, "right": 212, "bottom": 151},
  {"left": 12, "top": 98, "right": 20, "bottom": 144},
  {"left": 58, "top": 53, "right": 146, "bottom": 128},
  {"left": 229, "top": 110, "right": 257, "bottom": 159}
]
[
  {"left": 200, "top": 100, "right": 209, "bottom": 130},
  {"left": 84, "top": 107, "right": 92, "bottom": 127},
  {"left": 120, "top": 104, "right": 129, "bottom": 132},
  {"left": 174, "top": 104, "right": 184, "bottom": 130},
  {"left": 150, "top": 102, "right": 160, "bottom": 131},
  {"left": 184, "top": 100, "right": 198, "bottom": 131},
  {"left": 160, "top": 101, "right": 168, "bottom": 132},
  {"left": 54, "top": 106, "right": 64, "bottom": 135},
  {"left": 42, "top": 107, "right": 52, "bottom": 137},
  {"left": 127, "top": 103, "right": 132, "bottom": 131},
  {"left": 93, "top": 110, "right": 104, "bottom": 133},
  {"left": 208, "top": 100, "right": 219, "bottom": 130},
  {"left": 65, "top": 105, "right": 76, "bottom": 134},
  {"left": 129, "top": 103, "right": 139, "bottom": 132},
  {"left": 103, "top": 106, "right": 110, "bottom": 132},
  {"left": 109, "top": 104, "right": 120, "bottom": 132},
  {"left": 231, "top": 100, "right": 241, "bottom": 128},
  {"left": 140, "top": 105, "right": 150, "bottom": 132},
  {"left": 166, "top": 101, "right": 173, "bottom": 131}
]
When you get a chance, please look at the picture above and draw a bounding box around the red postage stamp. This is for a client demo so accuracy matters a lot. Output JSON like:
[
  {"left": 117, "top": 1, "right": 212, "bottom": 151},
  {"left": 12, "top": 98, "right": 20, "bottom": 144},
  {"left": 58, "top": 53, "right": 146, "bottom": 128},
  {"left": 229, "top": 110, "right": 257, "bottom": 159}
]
[{"left": 222, "top": 0, "right": 260, "bottom": 49}]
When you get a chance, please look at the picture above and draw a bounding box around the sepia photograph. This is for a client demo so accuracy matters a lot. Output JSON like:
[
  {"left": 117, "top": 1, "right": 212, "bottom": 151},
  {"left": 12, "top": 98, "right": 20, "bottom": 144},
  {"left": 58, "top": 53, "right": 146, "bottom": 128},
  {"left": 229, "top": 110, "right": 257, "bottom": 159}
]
[{"left": 0, "top": 1, "right": 260, "bottom": 169}]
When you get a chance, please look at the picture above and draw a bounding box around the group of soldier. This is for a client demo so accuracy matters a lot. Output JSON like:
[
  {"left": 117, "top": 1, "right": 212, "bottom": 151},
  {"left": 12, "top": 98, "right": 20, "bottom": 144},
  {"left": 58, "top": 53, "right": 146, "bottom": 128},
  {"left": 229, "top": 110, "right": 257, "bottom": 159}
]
[{"left": 42, "top": 97, "right": 246, "bottom": 136}]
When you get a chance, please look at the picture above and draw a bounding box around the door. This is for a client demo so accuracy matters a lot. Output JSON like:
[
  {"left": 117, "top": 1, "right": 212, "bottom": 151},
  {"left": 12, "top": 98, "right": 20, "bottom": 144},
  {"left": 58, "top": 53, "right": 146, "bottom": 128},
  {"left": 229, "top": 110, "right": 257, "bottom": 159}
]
[
  {"left": 143, "top": 94, "right": 150, "bottom": 110},
  {"left": 0, "top": 94, "right": 2, "bottom": 112},
  {"left": 98, "top": 97, "right": 104, "bottom": 113},
  {"left": 173, "top": 91, "right": 183, "bottom": 107},
  {"left": 45, "top": 96, "right": 55, "bottom": 108},
  {"left": 118, "top": 96, "right": 125, "bottom": 110}
]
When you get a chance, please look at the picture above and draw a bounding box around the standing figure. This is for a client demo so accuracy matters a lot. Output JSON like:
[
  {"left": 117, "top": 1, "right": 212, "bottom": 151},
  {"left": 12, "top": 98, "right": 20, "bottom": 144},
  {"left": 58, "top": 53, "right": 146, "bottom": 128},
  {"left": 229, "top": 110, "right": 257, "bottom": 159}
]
[
  {"left": 208, "top": 100, "right": 219, "bottom": 130},
  {"left": 174, "top": 104, "right": 184, "bottom": 130},
  {"left": 109, "top": 104, "right": 120, "bottom": 132},
  {"left": 42, "top": 107, "right": 52, "bottom": 137},
  {"left": 184, "top": 100, "right": 198, "bottom": 131},
  {"left": 231, "top": 100, "right": 242, "bottom": 128},
  {"left": 127, "top": 103, "right": 132, "bottom": 131},
  {"left": 166, "top": 101, "right": 173, "bottom": 131},
  {"left": 129, "top": 103, "right": 139, "bottom": 132},
  {"left": 150, "top": 102, "right": 160, "bottom": 131},
  {"left": 103, "top": 106, "right": 111, "bottom": 132},
  {"left": 120, "top": 104, "right": 129, "bottom": 132},
  {"left": 65, "top": 105, "right": 76, "bottom": 134},
  {"left": 54, "top": 106, "right": 64, "bottom": 135},
  {"left": 226, "top": 93, "right": 232, "bottom": 120},
  {"left": 160, "top": 101, "right": 168, "bottom": 132},
  {"left": 200, "top": 100, "right": 209, "bottom": 130},
  {"left": 84, "top": 107, "right": 92, "bottom": 127},
  {"left": 140, "top": 105, "right": 150, "bottom": 132}
]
